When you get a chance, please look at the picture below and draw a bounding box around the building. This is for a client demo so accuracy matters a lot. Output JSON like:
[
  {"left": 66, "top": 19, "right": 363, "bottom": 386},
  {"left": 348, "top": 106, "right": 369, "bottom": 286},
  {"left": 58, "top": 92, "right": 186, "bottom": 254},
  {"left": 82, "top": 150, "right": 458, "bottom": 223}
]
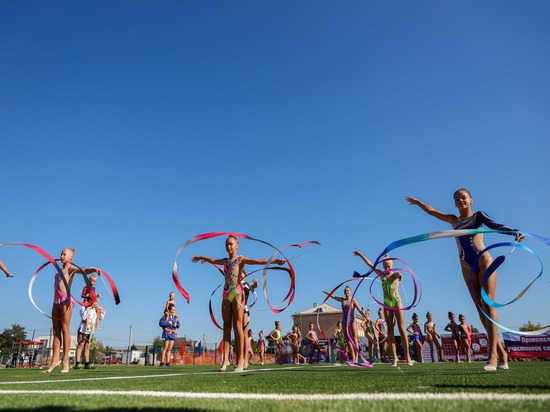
[
  {"left": 34, "top": 334, "right": 78, "bottom": 360},
  {"left": 292, "top": 303, "right": 365, "bottom": 341}
]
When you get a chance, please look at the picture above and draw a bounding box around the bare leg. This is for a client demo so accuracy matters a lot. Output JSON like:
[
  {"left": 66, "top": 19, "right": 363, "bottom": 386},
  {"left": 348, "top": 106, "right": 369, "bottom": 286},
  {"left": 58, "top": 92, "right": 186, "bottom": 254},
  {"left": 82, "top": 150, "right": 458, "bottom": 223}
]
[
  {"left": 61, "top": 304, "right": 73, "bottom": 371},
  {"left": 343, "top": 325, "right": 356, "bottom": 362},
  {"left": 220, "top": 299, "right": 233, "bottom": 370},
  {"left": 427, "top": 336, "right": 435, "bottom": 361},
  {"left": 46, "top": 306, "right": 63, "bottom": 372},
  {"left": 393, "top": 308, "right": 412, "bottom": 364},
  {"left": 231, "top": 299, "right": 244, "bottom": 369},
  {"left": 385, "top": 309, "right": 398, "bottom": 365},
  {"left": 351, "top": 322, "right": 361, "bottom": 363}
]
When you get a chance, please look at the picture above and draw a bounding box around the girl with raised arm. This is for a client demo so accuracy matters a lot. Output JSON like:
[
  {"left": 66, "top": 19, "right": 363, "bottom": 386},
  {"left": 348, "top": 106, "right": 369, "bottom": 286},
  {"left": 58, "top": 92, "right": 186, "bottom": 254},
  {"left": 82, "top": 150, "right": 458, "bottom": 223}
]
[
  {"left": 43, "top": 248, "right": 98, "bottom": 373},
  {"left": 406, "top": 189, "right": 524, "bottom": 371},
  {"left": 353, "top": 251, "right": 413, "bottom": 366},
  {"left": 191, "top": 236, "right": 284, "bottom": 372},
  {"left": 323, "top": 285, "right": 368, "bottom": 364}
]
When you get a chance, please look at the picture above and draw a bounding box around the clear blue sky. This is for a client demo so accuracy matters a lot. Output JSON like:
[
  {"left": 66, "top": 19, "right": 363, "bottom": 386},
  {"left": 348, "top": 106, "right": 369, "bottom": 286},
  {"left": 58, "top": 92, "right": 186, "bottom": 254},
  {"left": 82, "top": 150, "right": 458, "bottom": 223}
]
[{"left": 1, "top": 1, "right": 549, "bottom": 348}]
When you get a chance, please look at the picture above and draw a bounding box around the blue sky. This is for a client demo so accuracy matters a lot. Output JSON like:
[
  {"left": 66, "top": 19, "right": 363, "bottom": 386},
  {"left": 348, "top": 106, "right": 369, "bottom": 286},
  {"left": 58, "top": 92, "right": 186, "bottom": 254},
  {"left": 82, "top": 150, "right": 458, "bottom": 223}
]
[{"left": 1, "top": 1, "right": 549, "bottom": 349}]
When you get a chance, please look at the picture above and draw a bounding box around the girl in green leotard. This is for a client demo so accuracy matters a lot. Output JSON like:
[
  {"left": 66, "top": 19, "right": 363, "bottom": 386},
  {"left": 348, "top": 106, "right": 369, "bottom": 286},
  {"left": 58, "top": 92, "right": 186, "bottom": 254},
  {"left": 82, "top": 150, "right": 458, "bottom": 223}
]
[{"left": 353, "top": 251, "right": 413, "bottom": 367}]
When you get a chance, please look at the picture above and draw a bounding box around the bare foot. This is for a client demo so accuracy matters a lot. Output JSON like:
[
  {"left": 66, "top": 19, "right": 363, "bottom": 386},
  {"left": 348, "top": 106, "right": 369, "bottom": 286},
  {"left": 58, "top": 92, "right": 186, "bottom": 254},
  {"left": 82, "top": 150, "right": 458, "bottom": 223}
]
[{"left": 6, "top": 273, "right": 14, "bottom": 278}]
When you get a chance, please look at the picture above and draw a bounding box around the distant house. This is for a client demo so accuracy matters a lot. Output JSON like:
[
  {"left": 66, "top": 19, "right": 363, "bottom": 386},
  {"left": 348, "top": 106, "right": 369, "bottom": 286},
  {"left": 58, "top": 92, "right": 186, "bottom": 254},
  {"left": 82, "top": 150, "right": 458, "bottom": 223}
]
[
  {"left": 292, "top": 303, "right": 365, "bottom": 341},
  {"left": 35, "top": 334, "right": 78, "bottom": 359},
  {"left": 122, "top": 345, "right": 147, "bottom": 364}
]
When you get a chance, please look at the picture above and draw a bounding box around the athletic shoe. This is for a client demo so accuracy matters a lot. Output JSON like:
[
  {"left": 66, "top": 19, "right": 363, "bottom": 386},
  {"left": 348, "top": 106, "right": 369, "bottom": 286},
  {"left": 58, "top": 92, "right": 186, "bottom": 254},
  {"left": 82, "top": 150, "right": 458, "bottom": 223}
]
[
  {"left": 84, "top": 363, "right": 96, "bottom": 370},
  {"left": 159, "top": 363, "right": 165, "bottom": 367},
  {"left": 407, "top": 360, "right": 414, "bottom": 366},
  {"left": 73, "top": 363, "right": 81, "bottom": 370},
  {"left": 166, "top": 363, "right": 171, "bottom": 367},
  {"left": 497, "top": 362, "right": 509, "bottom": 370},
  {"left": 61, "top": 367, "right": 69, "bottom": 373},
  {"left": 234, "top": 365, "right": 244, "bottom": 372},
  {"left": 483, "top": 362, "right": 497, "bottom": 371},
  {"left": 391, "top": 361, "right": 397, "bottom": 367}
]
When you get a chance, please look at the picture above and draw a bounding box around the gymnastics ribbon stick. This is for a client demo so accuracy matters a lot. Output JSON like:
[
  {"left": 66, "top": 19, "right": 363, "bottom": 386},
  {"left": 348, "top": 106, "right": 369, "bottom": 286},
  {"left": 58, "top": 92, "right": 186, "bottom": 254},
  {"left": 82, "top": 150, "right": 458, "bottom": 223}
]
[
  {"left": 87, "top": 267, "right": 121, "bottom": 305},
  {"left": 172, "top": 232, "right": 291, "bottom": 304}
]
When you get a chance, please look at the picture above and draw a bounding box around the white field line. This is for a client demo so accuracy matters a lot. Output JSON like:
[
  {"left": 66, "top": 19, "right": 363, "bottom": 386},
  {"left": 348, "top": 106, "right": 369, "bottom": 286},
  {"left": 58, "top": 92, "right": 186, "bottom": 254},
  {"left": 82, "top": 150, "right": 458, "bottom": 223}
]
[
  {"left": 0, "top": 365, "right": 309, "bottom": 386},
  {"left": 0, "top": 390, "right": 549, "bottom": 401}
]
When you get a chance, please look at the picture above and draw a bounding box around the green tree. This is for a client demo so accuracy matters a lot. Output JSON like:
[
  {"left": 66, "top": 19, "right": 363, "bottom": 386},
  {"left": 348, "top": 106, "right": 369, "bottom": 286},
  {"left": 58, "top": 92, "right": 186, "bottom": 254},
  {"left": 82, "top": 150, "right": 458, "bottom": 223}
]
[
  {"left": 519, "top": 321, "right": 543, "bottom": 332},
  {"left": 0, "top": 324, "right": 27, "bottom": 354},
  {"left": 90, "top": 339, "right": 106, "bottom": 364},
  {"left": 150, "top": 335, "right": 163, "bottom": 354},
  {"left": 471, "top": 325, "right": 479, "bottom": 333}
]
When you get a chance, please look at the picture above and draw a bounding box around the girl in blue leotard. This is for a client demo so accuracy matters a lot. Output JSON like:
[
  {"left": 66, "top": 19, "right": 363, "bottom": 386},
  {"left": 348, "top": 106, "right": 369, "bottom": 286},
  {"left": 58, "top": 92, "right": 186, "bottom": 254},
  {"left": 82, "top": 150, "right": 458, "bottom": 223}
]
[{"left": 406, "top": 189, "right": 524, "bottom": 371}]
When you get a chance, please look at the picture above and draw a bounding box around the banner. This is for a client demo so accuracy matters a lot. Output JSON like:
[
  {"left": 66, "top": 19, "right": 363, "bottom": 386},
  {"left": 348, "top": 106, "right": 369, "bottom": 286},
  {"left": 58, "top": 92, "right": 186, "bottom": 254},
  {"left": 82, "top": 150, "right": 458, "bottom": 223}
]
[
  {"left": 503, "top": 330, "right": 550, "bottom": 358},
  {"left": 441, "top": 333, "right": 488, "bottom": 360}
]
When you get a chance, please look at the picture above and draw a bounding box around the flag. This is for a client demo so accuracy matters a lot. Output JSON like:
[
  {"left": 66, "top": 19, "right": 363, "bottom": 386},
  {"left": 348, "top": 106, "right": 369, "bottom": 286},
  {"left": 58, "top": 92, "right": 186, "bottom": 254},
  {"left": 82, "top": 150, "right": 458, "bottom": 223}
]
[{"left": 198, "top": 341, "right": 202, "bottom": 357}]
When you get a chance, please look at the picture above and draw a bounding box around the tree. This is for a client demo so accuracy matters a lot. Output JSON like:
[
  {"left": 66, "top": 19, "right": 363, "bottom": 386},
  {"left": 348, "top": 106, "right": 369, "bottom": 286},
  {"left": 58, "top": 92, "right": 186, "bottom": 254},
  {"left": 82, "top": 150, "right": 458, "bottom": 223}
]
[
  {"left": 89, "top": 339, "right": 106, "bottom": 364},
  {"left": 0, "top": 324, "right": 27, "bottom": 354},
  {"left": 519, "top": 321, "right": 543, "bottom": 332},
  {"left": 150, "top": 335, "right": 163, "bottom": 354},
  {"left": 471, "top": 325, "right": 479, "bottom": 333}
]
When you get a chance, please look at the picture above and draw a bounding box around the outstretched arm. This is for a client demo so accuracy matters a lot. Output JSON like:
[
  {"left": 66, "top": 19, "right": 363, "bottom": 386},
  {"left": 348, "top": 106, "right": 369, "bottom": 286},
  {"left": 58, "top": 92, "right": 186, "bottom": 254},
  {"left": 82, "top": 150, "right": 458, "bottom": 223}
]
[
  {"left": 69, "top": 266, "right": 98, "bottom": 276},
  {"left": 239, "top": 257, "right": 285, "bottom": 266},
  {"left": 405, "top": 196, "right": 456, "bottom": 225},
  {"left": 352, "top": 251, "right": 383, "bottom": 275},
  {"left": 479, "top": 212, "right": 525, "bottom": 242},
  {"left": 191, "top": 256, "right": 226, "bottom": 265},
  {"left": 0, "top": 260, "right": 14, "bottom": 277},
  {"left": 322, "top": 290, "right": 343, "bottom": 302}
]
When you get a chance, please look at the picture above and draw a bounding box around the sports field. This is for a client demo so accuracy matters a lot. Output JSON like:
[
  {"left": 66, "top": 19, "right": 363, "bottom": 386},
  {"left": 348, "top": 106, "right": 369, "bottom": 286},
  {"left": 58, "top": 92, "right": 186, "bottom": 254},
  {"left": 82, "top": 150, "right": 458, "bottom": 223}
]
[{"left": 0, "top": 362, "right": 549, "bottom": 411}]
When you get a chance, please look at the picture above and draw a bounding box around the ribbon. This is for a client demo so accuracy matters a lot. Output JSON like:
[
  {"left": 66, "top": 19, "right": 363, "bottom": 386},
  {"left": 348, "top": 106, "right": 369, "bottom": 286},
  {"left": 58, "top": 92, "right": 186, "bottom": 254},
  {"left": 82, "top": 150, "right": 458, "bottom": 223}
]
[
  {"left": 354, "top": 229, "right": 549, "bottom": 336},
  {"left": 0, "top": 243, "right": 99, "bottom": 319},
  {"left": 172, "top": 232, "right": 293, "bottom": 307},
  {"left": 173, "top": 233, "right": 320, "bottom": 315}
]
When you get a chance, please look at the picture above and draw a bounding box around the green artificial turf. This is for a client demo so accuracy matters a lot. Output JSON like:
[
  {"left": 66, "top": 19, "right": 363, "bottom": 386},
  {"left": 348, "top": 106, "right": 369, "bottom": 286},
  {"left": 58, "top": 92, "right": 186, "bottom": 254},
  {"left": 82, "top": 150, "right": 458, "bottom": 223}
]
[{"left": 0, "top": 362, "right": 548, "bottom": 411}]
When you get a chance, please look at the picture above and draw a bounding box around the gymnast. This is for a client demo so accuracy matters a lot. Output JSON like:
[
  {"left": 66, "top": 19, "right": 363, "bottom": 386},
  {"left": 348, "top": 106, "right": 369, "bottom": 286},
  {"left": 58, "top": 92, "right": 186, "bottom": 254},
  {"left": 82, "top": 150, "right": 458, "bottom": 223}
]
[
  {"left": 424, "top": 311, "right": 444, "bottom": 362},
  {"left": 43, "top": 248, "right": 97, "bottom": 373},
  {"left": 191, "top": 236, "right": 285, "bottom": 372},
  {"left": 353, "top": 251, "right": 413, "bottom": 366},
  {"left": 323, "top": 285, "right": 368, "bottom": 364},
  {"left": 406, "top": 189, "right": 524, "bottom": 370}
]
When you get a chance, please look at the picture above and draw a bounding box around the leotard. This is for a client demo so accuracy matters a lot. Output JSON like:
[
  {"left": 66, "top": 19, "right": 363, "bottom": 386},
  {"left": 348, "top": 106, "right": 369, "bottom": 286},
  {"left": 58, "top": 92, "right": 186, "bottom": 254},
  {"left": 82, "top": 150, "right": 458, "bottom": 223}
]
[
  {"left": 222, "top": 257, "right": 244, "bottom": 302},
  {"left": 411, "top": 323, "right": 422, "bottom": 342},
  {"left": 54, "top": 269, "right": 74, "bottom": 308},
  {"left": 453, "top": 211, "right": 518, "bottom": 267},
  {"left": 381, "top": 275, "right": 400, "bottom": 308},
  {"left": 341, "top": 299, "right": 355, "bottom": 324}
]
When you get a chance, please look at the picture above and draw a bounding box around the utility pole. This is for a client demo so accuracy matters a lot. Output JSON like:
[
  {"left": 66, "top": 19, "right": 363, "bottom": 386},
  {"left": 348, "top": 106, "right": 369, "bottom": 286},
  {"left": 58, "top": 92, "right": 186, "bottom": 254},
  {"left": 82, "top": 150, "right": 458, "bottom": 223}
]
[{"left": 126, "top": 325, "right": 132, "bottom": 366}]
